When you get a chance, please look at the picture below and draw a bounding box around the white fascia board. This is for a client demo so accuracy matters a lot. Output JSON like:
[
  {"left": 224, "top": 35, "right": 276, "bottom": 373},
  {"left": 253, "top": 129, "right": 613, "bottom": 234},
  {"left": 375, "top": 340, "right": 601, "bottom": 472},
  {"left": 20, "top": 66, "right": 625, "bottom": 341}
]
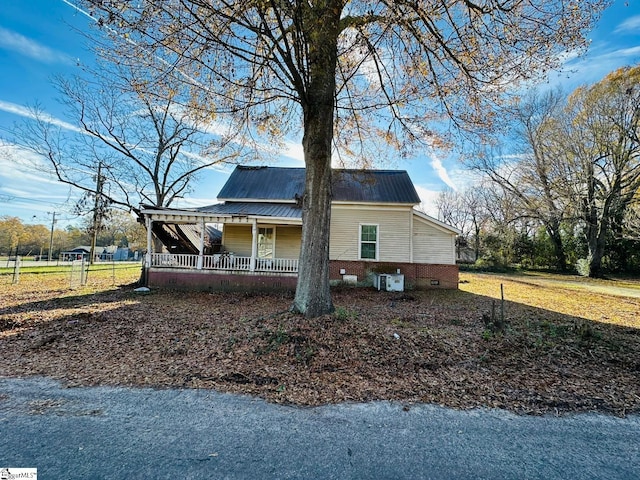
[
  {"left": 330, "top": 201, "right": 417, "bottom": 209},
  {"left": 141, "top": 209, "right": 210, "bottom": 219},
  {"left": 217, "top": 197, "right": 297, "bottom": 204},
  {"left": 412, "top": 209, "right": 461, "bottom": 235},
  {"left": 143, "top": 209, "right": 301, "bottom": 226},
  {"left": 250, "top": 216, "right": 302, "bottom": 225},
  {"left": 151, "top": 213, "right": 234, "bottom": 223},
  {"left": 140, "top": 206, "right": 234, "bottom": 223}
]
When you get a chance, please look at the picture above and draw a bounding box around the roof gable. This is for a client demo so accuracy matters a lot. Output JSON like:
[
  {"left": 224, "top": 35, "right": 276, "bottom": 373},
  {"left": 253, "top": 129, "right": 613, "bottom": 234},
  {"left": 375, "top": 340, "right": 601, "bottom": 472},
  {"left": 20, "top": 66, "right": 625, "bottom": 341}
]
[
  {"left": 218, "top": 166, "right": 421, "bottom": 204},
  {"left": 412, "top": 209, "right": 461, "bottom": 235}
]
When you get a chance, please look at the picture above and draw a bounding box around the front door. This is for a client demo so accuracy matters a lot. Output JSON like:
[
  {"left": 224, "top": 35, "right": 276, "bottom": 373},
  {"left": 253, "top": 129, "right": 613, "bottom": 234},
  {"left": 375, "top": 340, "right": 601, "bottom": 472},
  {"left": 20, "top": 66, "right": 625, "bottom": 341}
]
[{"left": 258, "top": 227, "right": 274, "bottom": 259}]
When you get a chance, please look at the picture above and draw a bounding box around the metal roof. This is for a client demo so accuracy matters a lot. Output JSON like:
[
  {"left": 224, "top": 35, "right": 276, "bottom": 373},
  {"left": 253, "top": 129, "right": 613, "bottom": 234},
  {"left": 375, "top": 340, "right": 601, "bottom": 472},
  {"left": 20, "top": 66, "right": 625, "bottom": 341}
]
[
  {"left": 217, "top": 166, "right": 421, "bottom": 204},
  {"left": 333, "top": 169, "right": 421, "bottom": 203},
  {"left": 197, "top": 202, "right": 302, "bottom": 219},
  {"left": 217, "top": 167, "right": 306, "bottom": 201}
]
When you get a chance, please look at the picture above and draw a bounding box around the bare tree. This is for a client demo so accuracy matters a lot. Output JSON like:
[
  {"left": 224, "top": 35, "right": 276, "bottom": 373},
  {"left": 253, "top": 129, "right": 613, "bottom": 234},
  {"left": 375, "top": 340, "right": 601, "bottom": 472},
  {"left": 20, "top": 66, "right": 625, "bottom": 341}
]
[
  {"left": 558, "top": 66, "right": 640, "bottom": 277},
  {"left": 82, "top": 0, "right": 607, "bottom": 316},
  {"left": 474, "top": 66, "right": 640, "bottom": 276},
  {"left": 436, "top": 187, "right": 487, "bottom": 261},
  {"left": 622, "top": 201, "right": 640, "bottom": 241},
  {"left": 472, "top": 90, "right": 572, "bottom": 270},
  {"left": 14, "top": 59, "right": 240, "bottom": 215}
]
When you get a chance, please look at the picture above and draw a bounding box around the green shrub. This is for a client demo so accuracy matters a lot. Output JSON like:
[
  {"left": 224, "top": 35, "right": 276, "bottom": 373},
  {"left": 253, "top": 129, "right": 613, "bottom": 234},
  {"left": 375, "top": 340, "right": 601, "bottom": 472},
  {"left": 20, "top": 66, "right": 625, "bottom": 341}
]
[{"left": 576, "top": 258, "right": 590, "bottom": 277}]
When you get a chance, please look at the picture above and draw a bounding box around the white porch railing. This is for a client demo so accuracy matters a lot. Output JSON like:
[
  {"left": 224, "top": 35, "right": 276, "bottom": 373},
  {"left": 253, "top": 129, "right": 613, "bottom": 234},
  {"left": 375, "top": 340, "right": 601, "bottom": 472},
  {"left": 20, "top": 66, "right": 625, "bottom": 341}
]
[
  {"left": 153, "top": 253, "right": 199, "bottom": 269},
  {"left": 150, "top": 253, "right": 298, "bottom": 273},
  {"left": 255, "top": 257, "right": 299, "bottom": 273}
]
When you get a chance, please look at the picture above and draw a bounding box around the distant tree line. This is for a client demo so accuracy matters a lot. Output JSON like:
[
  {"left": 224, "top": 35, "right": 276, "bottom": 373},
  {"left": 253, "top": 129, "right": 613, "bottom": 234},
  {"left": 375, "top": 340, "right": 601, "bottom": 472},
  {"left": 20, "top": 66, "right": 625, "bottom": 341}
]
[
  {"left": 0, "top": 212, "right": 146, "bottom": 259},
  {"left": 438, "top": 66, "right": 640, "bottom": 277}
]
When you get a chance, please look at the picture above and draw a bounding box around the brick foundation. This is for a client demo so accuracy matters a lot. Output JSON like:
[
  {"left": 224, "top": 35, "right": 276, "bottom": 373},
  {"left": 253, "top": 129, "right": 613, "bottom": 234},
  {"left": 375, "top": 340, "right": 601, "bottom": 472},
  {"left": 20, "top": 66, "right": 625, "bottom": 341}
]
[
  {"left": 148, "top": 268, "right": 298, "bottom": 292},
  {"left": 147, "top": 261, "right": 458, "bottom": 292},
  {"left": 329, "top": 261, "right": 458, "bottom": 289}
]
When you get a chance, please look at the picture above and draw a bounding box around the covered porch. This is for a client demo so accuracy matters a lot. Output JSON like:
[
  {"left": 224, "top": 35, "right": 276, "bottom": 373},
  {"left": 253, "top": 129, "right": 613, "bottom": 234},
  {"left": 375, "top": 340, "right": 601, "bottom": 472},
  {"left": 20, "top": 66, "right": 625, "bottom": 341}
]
[
  {"left": 141, "top": 205, "right": 302, "bottom": 279},
  {"left": 149, "top": 252, "right": 298, "bottom": 273}
]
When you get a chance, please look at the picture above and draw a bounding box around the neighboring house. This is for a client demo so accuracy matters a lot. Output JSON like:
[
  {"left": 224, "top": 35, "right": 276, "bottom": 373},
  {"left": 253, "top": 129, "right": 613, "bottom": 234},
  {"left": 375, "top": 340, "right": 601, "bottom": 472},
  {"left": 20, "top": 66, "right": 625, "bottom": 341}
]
[
  {"left": 112, "top": 247, "right": 130, "bottom": 261},
  {"left": 61, "top": 245, "right": 132, "bottom": 262},
  {"left": 60, "top": 246, "right": 91, "bottom": 262},
  {"left": 140, "top": 166, "right": 460, "bottom": 291}
]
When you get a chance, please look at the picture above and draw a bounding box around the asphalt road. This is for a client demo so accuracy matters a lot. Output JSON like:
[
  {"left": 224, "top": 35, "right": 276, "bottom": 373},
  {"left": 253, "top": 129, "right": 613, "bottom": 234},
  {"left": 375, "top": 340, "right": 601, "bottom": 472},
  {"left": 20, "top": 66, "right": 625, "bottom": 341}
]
[{"left": 1, "top": 377, "right": 638, "bottom": 479}]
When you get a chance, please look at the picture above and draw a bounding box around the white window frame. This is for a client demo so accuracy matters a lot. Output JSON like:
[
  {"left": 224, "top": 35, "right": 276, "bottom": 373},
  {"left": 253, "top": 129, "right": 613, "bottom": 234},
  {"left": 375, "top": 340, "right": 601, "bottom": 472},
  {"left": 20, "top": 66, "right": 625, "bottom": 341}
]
[{"left": 359, "top": 223, "right": 379, "bottom": 261}]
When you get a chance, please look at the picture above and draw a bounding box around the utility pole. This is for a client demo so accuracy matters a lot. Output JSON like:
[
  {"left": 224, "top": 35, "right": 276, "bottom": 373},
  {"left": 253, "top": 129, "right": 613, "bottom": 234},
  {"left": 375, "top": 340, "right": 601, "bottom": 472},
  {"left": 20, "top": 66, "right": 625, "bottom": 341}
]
[
  {"left": 48, "top": 211, "right": 57, "bottom": 265},
  {"left": 89, "top": 162, "right": 103, "bottom": 265},
  {"left": 32, "top": 215, "right": 44, "bottom": 260}
]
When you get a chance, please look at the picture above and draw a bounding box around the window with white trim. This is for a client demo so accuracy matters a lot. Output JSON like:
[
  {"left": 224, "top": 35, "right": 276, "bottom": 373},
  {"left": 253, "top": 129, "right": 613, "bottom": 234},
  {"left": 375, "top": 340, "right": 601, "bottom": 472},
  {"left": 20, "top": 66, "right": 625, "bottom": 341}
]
[{"left": 359, "top": 224, "right": 378, "bottom": 260}]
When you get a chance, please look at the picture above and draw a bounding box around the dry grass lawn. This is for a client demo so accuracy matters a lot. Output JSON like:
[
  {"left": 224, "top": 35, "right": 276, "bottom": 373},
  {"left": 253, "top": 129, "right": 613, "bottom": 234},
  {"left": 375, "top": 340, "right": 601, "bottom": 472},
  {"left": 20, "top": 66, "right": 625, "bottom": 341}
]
[{"left": 1, "top": 267, "right": 639, "bottom": 416}]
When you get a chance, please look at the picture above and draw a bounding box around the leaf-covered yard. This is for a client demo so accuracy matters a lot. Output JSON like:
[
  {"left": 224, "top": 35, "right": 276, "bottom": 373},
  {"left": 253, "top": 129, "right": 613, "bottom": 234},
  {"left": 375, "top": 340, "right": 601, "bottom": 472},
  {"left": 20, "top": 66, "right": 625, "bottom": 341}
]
[{"left": 1, "top": 269, "right": 639, "bottom": 416}]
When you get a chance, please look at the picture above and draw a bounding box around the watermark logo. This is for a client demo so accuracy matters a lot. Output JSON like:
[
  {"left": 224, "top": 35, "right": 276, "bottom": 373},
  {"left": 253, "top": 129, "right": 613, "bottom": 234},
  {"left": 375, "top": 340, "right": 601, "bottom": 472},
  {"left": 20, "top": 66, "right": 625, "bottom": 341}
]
[{"left": 0, "top": 468, "right": 37, "bottom": 480}]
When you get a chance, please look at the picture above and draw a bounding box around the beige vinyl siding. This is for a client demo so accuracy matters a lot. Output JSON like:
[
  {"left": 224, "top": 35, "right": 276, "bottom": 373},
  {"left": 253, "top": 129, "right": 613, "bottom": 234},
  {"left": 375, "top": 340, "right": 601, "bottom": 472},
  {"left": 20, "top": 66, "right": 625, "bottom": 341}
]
[
  {"left": 329, "top": 205, "right": 412, "bottom": 262},
  {"left": 274, "top": 225, "right": 302, "bottom": 258},
  {"left": 222, "top": 225, "right": 252, "bottom": 256},
  {"left": 223, "top": 224, "right": 301, "bottom": 258},
  {"left": 412, "top": 215, "right": 456, "bottom": 264}
]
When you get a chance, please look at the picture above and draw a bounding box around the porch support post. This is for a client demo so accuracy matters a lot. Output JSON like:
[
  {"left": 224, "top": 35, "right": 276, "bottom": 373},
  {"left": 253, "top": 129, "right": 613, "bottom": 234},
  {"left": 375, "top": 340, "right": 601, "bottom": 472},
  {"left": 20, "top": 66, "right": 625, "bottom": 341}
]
[
  {"left": 197, "top": 217, "right": 205, "bottom": 270},
  {"left": 250, "top": 219, "right": 257, "bottom": 272},
  {"left": 145, "top": 216, "right": 153, "bottom": 269}
]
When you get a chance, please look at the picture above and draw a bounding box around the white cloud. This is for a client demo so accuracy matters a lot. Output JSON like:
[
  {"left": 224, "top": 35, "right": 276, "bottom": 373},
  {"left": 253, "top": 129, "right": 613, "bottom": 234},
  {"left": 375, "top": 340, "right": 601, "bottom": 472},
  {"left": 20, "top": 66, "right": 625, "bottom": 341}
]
[
  {"left": 556, "top": 48, "right": 583, "bottom": 65},
  {"left": 552, "top": 44, "right": 640, "bottom": 89},
  {"left": 0, "top": 100, "right": 36, "bottom": 118},
  {"left": 607, "top": 45, "right": 640, "bottom": 59},
  {"left": 282, "top": 140, "right": 305, "bottom": 164},
  {"left": 0, "top": 100, "right": 83, "bottom": 132},
  {"left": 0, "top": 143, "right": 61, "bottom": 187},
  {"left": 0, "top": 26, "right": 72, "bottom": 65},
  {"left": 413, "top": 185, "right": 440, "bottom": 217},
  {"left": 428, "top": 151, "right": 457, "bottom": 191},
  {"left": 615, "top": 16, "right": 640, "bottom": 34},
  {"left": 0, "top": 143, "right": 76, "bottom": 221}
]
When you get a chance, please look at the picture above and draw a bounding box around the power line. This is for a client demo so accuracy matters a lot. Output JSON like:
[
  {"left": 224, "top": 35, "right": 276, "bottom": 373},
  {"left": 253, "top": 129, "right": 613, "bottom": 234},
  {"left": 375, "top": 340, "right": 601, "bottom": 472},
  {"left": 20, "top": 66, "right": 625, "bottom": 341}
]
[{"left": 0, "top": 194, "right": 72, "bottom": 207}]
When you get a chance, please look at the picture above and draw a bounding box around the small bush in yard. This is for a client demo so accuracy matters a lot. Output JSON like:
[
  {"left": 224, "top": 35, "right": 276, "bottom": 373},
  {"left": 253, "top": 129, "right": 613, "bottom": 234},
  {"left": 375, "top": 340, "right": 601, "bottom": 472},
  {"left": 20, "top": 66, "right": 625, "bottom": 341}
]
[{"left": 576, "top": 258, "right": 591, "bottom": 277}]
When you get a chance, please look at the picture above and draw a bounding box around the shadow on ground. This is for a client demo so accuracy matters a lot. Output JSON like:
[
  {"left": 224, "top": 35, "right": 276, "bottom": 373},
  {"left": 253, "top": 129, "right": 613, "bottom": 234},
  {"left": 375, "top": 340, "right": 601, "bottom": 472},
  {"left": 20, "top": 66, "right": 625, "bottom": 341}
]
[{"left": 1, "top": 284, "right": 639, "bottom": 415}]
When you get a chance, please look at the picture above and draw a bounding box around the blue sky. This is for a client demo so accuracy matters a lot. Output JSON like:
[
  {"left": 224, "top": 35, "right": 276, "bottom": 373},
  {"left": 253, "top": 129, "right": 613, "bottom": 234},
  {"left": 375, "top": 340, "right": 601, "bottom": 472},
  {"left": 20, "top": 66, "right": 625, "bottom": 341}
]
[{"left": 1, "top": 0, "right": 640, "bottom": 227}]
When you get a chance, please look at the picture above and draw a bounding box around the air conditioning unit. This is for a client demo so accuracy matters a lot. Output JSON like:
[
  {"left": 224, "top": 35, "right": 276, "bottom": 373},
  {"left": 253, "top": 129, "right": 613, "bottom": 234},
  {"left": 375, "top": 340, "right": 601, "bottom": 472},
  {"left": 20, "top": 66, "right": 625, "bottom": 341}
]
[{"left": 375, "top": 273, "right": 404, "bottom": 292}]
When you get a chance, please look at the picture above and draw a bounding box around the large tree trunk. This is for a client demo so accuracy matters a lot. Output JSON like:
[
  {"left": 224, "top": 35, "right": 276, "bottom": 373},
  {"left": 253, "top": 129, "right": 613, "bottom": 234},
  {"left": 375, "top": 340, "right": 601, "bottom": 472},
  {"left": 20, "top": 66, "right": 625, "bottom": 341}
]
[
  {"left": 291, "top": 151, "right": 334, "bottom": 317},
  {"left": 546, "top": 222, "right": 567, "bottom": 272},
  {"left": 290, "top": 4, "right": 340, "bottom": 317},
  {"left": 585, "top": 178, "right": 624, "bottom": 278},
  {"left": 585, "top": 199, "right": 608, "bottom": 278}
]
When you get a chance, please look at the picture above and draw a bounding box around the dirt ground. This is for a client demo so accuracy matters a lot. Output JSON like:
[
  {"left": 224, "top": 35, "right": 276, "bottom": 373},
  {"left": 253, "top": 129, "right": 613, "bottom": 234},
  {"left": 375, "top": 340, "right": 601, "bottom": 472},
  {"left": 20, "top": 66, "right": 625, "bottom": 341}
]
[{"left": 1, "top": 271, "right": 639, "bottom": 416}]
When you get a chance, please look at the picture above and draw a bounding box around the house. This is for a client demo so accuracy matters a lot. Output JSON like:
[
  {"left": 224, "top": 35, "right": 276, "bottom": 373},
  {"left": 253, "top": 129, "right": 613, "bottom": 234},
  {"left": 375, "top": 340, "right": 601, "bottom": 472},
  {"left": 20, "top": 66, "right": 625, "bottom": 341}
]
[
  {"left": 60, "top": 246, "right": 91, "bottom": 262},
  {"left": 140, "top": 166, "right": 460, "bottom": 291},
  {"left": 61, "top": 245, "right": 132, "bottom": 262}
]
